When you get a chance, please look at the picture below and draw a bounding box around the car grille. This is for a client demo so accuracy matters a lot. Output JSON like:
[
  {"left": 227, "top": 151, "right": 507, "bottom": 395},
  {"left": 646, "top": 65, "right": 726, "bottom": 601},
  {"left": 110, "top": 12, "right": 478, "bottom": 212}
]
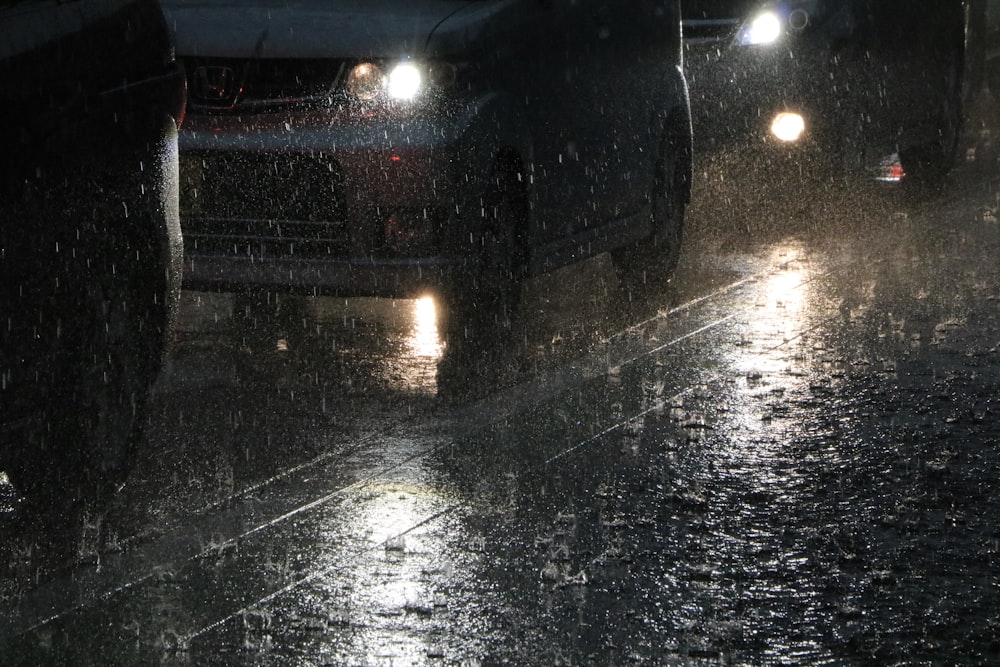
[
  {"left": 182, "top": 57, "right": 349, "bottom": 112},
  {"left": 180, "top": 151, "right": 353, "bottom": 259}
]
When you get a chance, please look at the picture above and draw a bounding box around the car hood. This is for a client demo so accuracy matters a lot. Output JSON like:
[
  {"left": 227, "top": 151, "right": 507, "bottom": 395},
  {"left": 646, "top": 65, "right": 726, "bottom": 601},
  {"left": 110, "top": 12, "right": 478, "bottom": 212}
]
[{"left": 161, "top": 0, "right": 485, "bottom": 59}]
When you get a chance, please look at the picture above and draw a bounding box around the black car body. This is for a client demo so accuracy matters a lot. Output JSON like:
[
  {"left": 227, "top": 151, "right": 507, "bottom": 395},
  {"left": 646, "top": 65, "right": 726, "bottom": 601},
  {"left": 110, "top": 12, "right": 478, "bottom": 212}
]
[
  {"left": 683, "top": 0, "right": 996, "bottom": 183},
  {"left": 0, "top": 0, "right": 186, "bottom": 503},
  {"left": 163, "top": 0, "right": 693, "bottom": 353}
]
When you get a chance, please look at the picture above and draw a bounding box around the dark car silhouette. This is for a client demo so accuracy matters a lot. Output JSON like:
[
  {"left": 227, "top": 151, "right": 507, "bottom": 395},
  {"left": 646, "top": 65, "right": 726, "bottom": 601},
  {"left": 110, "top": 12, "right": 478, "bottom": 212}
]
[
  {"left": 0, "top": 0, "right": 186, "bottom": 504},
  {"left": 683, "top": 0, "right": 998, "bottom": 184},
  {"left": 163, "top": 0, "right": 693, "bottom": 365}
]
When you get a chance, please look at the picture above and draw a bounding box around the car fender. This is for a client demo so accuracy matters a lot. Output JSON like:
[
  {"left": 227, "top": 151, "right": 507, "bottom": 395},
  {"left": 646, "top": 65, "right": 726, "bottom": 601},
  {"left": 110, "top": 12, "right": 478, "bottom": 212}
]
[{"left": 437, "top": 88, "right": 533, "bottom": 245}]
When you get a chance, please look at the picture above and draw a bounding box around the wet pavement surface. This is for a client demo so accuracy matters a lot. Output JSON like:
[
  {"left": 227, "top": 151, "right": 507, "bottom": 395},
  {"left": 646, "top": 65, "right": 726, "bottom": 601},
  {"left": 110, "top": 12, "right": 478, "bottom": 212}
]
[{"left": 4, "top": 115, "right": 1000, "bottom": 664}]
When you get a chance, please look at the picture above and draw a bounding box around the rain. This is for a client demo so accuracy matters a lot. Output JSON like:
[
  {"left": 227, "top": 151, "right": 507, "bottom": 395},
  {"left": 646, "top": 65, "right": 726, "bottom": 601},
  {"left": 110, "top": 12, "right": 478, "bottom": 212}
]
[{"left": 3, "top": 0, "right": 1000, "bottom": 664}]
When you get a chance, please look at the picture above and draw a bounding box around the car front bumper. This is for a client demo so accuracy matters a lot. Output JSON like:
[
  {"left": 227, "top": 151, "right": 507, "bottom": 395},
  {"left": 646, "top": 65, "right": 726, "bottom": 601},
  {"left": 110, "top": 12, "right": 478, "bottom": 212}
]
[{"left": 178, "top": 97, "right": 497, "bottom": 297}]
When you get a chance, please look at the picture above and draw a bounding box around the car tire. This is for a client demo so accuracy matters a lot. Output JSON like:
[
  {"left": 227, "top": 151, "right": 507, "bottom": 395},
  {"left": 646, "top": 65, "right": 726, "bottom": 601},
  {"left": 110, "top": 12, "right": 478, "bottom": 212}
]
[
  {"left": 437, "top": 157, "right": 528, "bottom": 396},
  {"left": 613, "top": 126, "right": 688, "bottom": 298},
  {"left": 6, "top": 270, "right": 164, "bottom": 507}
]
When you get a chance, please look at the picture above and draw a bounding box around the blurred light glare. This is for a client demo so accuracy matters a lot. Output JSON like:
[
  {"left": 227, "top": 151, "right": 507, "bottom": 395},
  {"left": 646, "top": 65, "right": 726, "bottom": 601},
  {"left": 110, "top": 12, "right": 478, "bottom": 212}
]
[
  {"left": 771, "top": 112, "right": 805, "bottom": 142},
  {"left": 388, "top": 62, "right": 422, "bottom": 100},
  {"left": 347, "top": 62, "right": 384, "bottom": 101},
  {"left": 742, "top": 11, "right": 782, "bottom": 45}
]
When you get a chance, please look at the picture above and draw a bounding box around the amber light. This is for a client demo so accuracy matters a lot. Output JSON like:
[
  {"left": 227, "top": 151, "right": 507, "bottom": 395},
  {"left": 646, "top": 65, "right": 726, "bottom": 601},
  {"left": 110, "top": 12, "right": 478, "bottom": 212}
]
[{"left": 347, "top": 62, "right": 385, "bottom": 101}]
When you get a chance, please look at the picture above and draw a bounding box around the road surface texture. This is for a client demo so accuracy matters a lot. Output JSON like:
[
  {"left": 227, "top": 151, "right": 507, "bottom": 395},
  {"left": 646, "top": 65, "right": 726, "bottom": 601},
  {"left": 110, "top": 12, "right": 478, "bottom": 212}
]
[{"left": 2, "top": 108, "right": 1000, "bottom": 665}]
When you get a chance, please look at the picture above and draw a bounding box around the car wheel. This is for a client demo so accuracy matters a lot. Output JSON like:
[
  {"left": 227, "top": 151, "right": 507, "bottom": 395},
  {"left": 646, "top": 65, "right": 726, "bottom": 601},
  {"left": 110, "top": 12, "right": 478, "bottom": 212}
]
[
  {"left": 6, "top": 274, "right": 161, "bottom": 506},
  {"left": 613, "top": 127, "right": 688, "bottom": 297},
  {"left": 437, "top": 158, "right": 528, "bottom": 395}
]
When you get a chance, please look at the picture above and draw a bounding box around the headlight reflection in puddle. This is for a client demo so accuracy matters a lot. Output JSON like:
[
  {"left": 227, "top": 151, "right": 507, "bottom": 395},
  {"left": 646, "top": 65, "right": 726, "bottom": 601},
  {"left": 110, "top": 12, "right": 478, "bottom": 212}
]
[
  {"left": 307, "top": 294, "right": 443, "bottom": 392},
  {"left": 407, "top": 296, "right": 443, "bottom": 361},
  {"left": 753, "top": 246, "right": 811, "bottom": 350},
  {"left": 728, "top": 242, "right": 816, "bottom": 436},
  {"left": 310, "top": 481, "right": 465, "bottom": 662}
]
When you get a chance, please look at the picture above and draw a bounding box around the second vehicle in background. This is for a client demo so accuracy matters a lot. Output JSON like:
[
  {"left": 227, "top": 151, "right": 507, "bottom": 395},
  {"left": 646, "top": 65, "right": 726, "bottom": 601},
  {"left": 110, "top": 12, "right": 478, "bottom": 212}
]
[{"left": 683, "top": 0, "right": 999, "bottom": 184}]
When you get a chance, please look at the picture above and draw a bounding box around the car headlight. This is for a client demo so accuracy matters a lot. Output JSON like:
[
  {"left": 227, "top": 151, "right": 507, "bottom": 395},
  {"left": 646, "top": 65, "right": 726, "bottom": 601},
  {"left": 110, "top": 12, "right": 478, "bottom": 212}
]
[
  {"left": 770, "top": 112, "right": 805, "bottom": 142},
  {"left": 736, "top": 11, "right": 783, "bottom": 46},
  {"left": 346, "top": 62, "right": 385, "bottom": 101},
  {"left": 346, "top": 60, "right": 457, "bottom": 103},
  {"left": 386, "top": 62, "right": 422, "bottom": 101}
]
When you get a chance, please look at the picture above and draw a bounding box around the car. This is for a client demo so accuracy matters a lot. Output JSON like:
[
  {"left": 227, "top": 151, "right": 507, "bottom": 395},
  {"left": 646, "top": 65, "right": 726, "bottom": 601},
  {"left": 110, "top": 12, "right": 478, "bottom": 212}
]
[
  {"left": 682, "top": 0, "right": 997, "bottom": 184},
  {"left": 162, "top": 0, "right": 693, "bottom": 365},
  {"left": 0, "top": 0, "right": 186, "bottom": 505}
]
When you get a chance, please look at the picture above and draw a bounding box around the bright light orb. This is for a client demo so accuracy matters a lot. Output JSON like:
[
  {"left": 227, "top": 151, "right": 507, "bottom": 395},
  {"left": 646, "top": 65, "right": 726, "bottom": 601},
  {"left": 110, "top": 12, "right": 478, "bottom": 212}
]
[
  {"left": 347, "top": 62, "right": 384, "bottom": 101},
  {"left": 387, "top": 63, "right": 422, "bottom": 101},
  {"left": 743, "top": 11, "right": 782, "bottom": 45},
  {"left": 771, "top": 112, "right": 806, "bottom": 142}
]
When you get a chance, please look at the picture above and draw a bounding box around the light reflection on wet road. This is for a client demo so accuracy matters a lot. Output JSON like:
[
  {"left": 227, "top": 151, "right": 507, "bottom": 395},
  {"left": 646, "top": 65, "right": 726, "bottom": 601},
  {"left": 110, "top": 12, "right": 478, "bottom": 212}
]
[{"left": 3, "top": 152, "right": 1000, "bottom": 663}]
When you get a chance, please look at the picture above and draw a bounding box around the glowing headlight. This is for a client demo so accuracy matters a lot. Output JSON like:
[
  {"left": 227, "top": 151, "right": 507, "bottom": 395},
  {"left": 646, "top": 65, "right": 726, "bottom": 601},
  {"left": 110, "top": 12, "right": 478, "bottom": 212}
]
[
  {"left": 387, "top": 62, "right": 422, "bottom": 101},
  {"left": 771, "top": 112, "right": 805, "bottom": 142},
  {"left": 347, "top": 62, "right": 385, "bottom": 101},
  {"left": 347, "top": 61, "right": 428, "bottom": 102},
  {"left": 738, "top": 11, "right": 782, "bottom": 46}
]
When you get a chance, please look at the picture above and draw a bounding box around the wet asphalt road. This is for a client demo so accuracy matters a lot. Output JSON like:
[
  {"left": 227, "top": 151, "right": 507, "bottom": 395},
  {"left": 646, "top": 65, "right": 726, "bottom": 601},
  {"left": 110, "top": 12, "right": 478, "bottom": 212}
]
[{"left": 4, "top": 126, "right": 1000, "bottom": 663}]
